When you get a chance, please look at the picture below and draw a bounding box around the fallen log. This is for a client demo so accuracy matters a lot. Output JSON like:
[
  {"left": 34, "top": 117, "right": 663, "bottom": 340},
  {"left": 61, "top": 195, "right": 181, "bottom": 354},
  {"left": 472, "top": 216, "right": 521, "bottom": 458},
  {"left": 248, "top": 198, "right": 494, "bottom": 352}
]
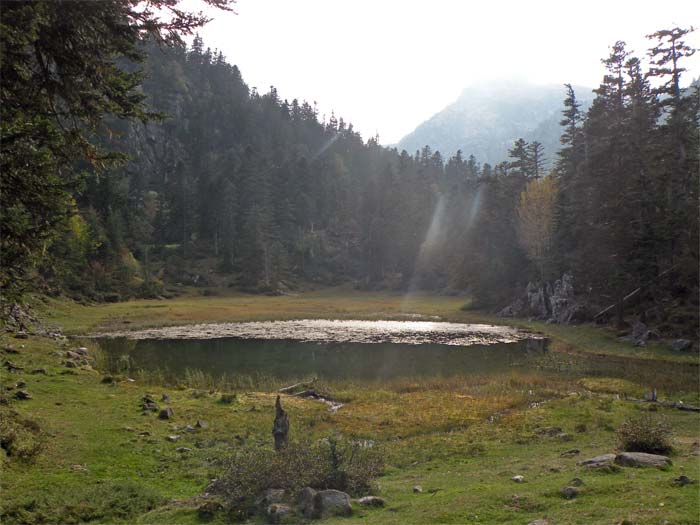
[{"left": 278, "top": 378, "right": 316, "bottom": 394}]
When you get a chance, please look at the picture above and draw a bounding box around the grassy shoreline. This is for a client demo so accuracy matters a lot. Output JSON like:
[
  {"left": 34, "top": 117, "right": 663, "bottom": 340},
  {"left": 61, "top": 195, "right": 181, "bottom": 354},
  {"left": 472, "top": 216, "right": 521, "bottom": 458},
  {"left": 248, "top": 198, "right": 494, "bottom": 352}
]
[
  {"left": 2, "top": 290, "right": 698, "bottom": 524},
  {"left": 33, "top": 287, "right": 697, "bottom": 364}
]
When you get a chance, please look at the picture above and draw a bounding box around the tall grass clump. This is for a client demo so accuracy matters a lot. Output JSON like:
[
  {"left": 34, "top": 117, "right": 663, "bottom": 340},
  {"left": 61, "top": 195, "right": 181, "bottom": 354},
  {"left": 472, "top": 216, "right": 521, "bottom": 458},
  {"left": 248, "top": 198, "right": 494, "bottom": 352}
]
[
  {"left": 617, "top": 413, "right": 673, "bottom": 454},
  {"left": 210, "top": 436, "right": 384, "bottom": 513}
]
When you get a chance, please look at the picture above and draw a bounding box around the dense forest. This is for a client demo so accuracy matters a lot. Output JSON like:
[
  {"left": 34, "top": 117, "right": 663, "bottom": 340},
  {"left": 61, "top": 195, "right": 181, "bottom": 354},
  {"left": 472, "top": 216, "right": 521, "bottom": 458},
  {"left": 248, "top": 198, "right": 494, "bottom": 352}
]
[{"left": 1, "top": 6, "right": 698, "bottom": 319}]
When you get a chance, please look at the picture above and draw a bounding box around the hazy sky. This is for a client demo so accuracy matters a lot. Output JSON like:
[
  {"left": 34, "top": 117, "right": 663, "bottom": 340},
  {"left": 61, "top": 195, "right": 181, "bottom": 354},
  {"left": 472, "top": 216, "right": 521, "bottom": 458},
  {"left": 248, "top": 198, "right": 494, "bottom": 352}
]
[{"left": 189, "top": 0, "right": 700, "bottom": 144}]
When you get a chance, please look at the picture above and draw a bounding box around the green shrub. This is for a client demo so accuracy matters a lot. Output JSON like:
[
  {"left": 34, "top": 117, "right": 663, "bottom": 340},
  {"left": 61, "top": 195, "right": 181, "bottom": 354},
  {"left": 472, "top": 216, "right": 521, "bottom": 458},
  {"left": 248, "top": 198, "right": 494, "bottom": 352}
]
[
  {"left": 617, "top": 413, "right": 673, "bottom": 454},
  {"left": 210, "top": 436, "right": 384, "bottom": 513},
  {"left": 0, "top": 408, "right": 43, "bottom": 461}
]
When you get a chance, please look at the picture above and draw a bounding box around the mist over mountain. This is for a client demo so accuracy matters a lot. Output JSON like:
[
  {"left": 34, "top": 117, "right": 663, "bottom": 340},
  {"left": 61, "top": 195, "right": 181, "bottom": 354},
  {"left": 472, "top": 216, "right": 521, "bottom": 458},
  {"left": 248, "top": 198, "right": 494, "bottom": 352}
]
[{"left": 396, "top": 81, "right": 595, "bottom": 167}]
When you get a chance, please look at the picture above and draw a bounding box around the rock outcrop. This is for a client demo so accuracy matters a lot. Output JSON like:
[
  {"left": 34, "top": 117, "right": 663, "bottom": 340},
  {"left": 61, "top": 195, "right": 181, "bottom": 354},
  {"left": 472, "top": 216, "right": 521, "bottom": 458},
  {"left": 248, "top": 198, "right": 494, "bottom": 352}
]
[{"left": 498, "top": 273, "right": 590, "bottom": 324}]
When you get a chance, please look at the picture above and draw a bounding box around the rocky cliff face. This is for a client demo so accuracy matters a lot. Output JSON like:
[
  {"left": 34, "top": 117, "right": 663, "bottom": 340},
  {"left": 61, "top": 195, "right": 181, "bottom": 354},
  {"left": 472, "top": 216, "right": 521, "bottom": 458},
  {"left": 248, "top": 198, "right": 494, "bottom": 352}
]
[{"left": 498, "top": 273, "right": 591, "bottom": 324}]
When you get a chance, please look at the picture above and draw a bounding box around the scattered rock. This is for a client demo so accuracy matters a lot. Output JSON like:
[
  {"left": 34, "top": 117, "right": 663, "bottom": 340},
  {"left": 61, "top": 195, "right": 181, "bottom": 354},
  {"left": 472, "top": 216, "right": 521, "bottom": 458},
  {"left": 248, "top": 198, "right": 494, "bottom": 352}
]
[
  {"left": 161, "top": 393, "right": 171, "bottom": 403},
  {"left": 671, "top": 475, "right": 695, "bottom": 486},
  {"left": 185, "top": 425, "right": 195, "bottom": 432},
  {"left": 413, "top": 485, "right": 423, "bottom": 493},
  {"left": 561, "top": 448, "right": 580, "bottom": 457},
  {"left": 66, "top": 350, "right": 81, "bottom": 359},
  {"left": 197, "top": 500, "right": 223, "bottom": 520},
  {"left": 4, "top": 360, "right": 24, "bottom": 372},
  {"left": 314, "top": 489, "right": 352, "bottom": 518},
  {"left": 14, "top": 390, "right": 32, "bottom": 400},
  {"left": 570, "top": 477, "right": 585, "bottom": 487},
  {"left": 577, "top": 453, "right": 616, "bottom": 469},
  {"left": 512, "top": 475, "right": 525, "bottom": 483},
  {"left": 298, "top": 487, "right": 317, "bottom": 518},
  {"left": 15, "top": 380, "right": 26, "bottom": 388},
  {"left": 357, "top": 496, "right": 385, "bottom": 507},
  {"left": 614, "top": 452, "right": 672, "bottom": 469},
  {"left": 257, "top": 488, "right": 286, "bottom": 509},
  {"left": 74, "top": 347, "right": 89, "bottom": 356},
  {"left": 101, "top": 375, "right": 116, "bottom": 384},
  {"left": 70, "top": 464, "right": 88, "bottom": 472},
  {"left": 671, "top": 339, "right": 693, "bottom": 352},
  {"left": 195, "top": 419, "right": 208, "bottom": 429},
  {"left": 14, "top": 332, "right": 29, "bottom": 339},
  {"left": 64, "top": 360, "right": 77, "bottom": 368},
  {"left": 535, "top": 426, "right": 562, "bottom": 437},
  {"left": 30, "top": 368, "right": 47, "bottom": 375},
  {"left": 3, "top": 346, "right": 19, "bottom": 354},
  {"left": 166, "top": 435, "right": 179, "bottom": 442},
  {"left": 560, "top": 486, "right": 579, "bottom": 499},
  {"left": 631, "top": 321, "right": 648, "bottom": 340},
  {"left": 176, "top": 447, "right": 192, "bottom": 453},
  {"left": 266, "top": 503, "right": 293, "bottom": 524}
]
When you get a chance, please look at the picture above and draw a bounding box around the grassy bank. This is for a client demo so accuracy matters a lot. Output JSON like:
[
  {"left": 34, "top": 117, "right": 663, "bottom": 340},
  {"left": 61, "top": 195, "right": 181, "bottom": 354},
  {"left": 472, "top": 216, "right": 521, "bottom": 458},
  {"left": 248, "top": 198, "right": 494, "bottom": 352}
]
[
  {"left": 2, "top": 291, "right": 698, "bottom": 524},
  {"left": 33, "top": 287, "right": 697, "bottom": 364}
]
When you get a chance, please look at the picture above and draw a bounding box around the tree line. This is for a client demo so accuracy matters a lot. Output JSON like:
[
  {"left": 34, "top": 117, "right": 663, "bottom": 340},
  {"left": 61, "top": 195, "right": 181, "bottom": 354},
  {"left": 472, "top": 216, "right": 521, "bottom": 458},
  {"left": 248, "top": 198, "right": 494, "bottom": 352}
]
[{"left": 1, "top": 3, "right": 697, "bottom": 316}]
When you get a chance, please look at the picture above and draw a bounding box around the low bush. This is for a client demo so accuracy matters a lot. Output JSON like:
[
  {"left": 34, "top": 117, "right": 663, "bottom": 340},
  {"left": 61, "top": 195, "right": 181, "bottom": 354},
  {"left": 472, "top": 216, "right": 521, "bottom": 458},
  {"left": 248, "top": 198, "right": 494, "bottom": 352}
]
[
  {"left": 0, "top": 481, "right": 165, "bottom": 524},
  {"left": 210, "top": 436, "right": 384, "bottom": 513},
  {"left": 0, "top": 408, "right": 43, "bottom": 461},
  {"left": 617, "top": 413, "right": 673, "bottom": 454}
]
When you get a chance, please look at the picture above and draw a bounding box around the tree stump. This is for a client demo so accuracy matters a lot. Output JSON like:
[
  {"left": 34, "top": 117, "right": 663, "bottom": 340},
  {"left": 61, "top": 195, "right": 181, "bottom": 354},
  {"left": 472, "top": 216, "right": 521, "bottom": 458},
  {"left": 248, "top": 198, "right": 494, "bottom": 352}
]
[{"left": 272, "top": 395, "right": 289, "bottom": 451}]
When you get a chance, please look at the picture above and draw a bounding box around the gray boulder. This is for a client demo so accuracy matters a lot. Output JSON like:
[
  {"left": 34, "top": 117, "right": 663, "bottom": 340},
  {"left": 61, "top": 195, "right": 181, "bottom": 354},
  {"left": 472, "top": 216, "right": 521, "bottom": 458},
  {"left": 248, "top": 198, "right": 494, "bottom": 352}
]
[
  {"left": 297, "top": 487, "right": 317, "bottom": 518},
  {"left": 671, "top": 339, "right": 693, "bottom": 352},
  {"left": 314, "top": 489, "right": 352, "bottom": 518},
  {"left": 614, "top": 452, "right": 672, "bottom": 468},
  {"left": 257, "top": 488, "right": 286, "bottom": 509},
  {"left": 577, "top": 453, "right": 616, "bottom": 469}
]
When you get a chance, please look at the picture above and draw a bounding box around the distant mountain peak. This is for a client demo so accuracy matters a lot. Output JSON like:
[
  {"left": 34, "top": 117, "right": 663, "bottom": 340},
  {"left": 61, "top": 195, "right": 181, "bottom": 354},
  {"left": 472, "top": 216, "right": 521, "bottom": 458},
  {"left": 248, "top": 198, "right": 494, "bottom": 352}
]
[{"left": 398, "top": 82, "right": 594, "bottom": 166}]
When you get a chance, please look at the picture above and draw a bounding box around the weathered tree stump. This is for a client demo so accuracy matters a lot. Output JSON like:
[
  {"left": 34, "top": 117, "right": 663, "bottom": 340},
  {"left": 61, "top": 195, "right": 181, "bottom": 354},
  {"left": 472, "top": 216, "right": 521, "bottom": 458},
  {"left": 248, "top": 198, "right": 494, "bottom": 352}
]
[{"left": 272, "top": 395, "right": 289, "bottom": 451}]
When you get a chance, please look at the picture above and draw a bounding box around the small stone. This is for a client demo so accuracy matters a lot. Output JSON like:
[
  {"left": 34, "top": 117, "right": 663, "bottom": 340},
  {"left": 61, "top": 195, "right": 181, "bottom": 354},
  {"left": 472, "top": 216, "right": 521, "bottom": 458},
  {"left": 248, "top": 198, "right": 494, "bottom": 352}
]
[
  {"left": 560, "top": 486, "right": 579, "bottom": 499},
  {"left": 161, "top": 393, "right": 170, "bottom": 403},
  {"left": 512, "top": 475, "right": 524, "bottom": 483},
  {"left": 561, "top": 448, "right": 580, "bottom": 457},
  {"left": 413, "top": 485, "right": 423, "bottom": 493},
  {"left": 14, "top": 332, "right": 28, "bottom": 339},
  {"left": 197, "top": 501, "right": 223, "bottom": 520},
  {"left": 166, "top": 435, "right": 179, "bottom": 442},
  {"left": 298, "top": 487, "right": 318, "bottom": 518},
  {"left": 266, "top": 503, "right": 293, "bottom": 524},
  {"left": 64, "top": 360, "right": 77, "bottom": 368},
  {"left": 15, "top": 380, "right": 26, "bottom": 388},
  {"left": 672, "top": 475, "right": 695, "bottom": 486},
  {"left": 14, "top": 390, "right": 31, "bottom": 400},
  {"left": 358, "top": 496, "right": 385, "bottom": 507},
  {"left": 185, "top": 425, "right": 195, "bottom": 432},
  {"left": 158, "top": 407, "right": 174, "bottom": 420},
  {"left": 66, "top": 350, "right": 80, "bottom": 359},
  {"left": 30, "top": 368, "right": 47, "bottom": 375},
  {"left": 176, "top": 447, "right": 192, "bottom": 453},
  {"left": 74, "top": 347, "right": 89, "bottom": 356},
  {"left": 195, "top": 419, "right": 208, "bottom": 429},
  {"left": 570, "top": 477, "right": 585, "bottom": 486}
]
